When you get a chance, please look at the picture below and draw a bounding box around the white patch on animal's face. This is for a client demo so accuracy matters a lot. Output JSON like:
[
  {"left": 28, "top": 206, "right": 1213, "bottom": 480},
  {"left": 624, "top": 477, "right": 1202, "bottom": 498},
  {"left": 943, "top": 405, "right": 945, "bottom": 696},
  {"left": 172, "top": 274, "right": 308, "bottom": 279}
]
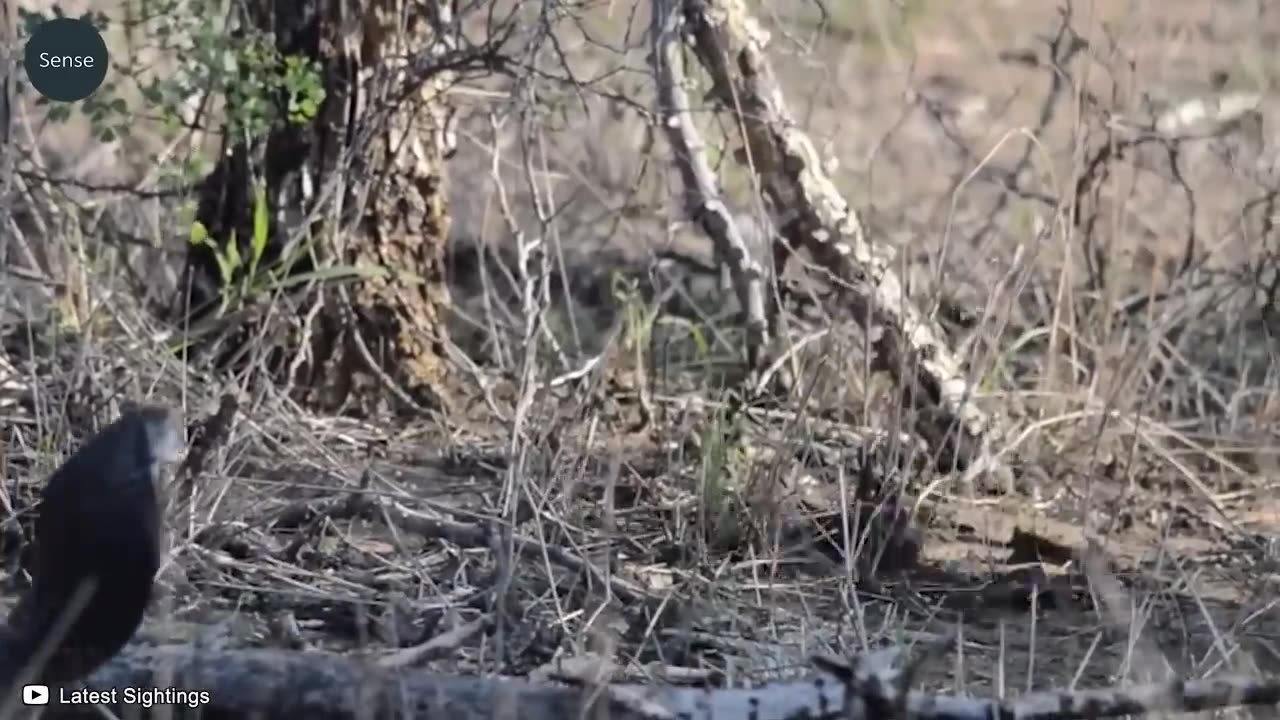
[{"left": 134, "top": 406, "right": 185, "bottom": 466}]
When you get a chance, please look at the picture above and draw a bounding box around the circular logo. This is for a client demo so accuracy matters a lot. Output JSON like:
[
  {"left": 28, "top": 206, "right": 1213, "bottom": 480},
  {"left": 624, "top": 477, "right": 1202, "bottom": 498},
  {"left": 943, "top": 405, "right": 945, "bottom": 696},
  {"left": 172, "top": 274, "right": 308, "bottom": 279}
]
[{"left": 23, "top": 17, "right": 109, "bottom": 103}]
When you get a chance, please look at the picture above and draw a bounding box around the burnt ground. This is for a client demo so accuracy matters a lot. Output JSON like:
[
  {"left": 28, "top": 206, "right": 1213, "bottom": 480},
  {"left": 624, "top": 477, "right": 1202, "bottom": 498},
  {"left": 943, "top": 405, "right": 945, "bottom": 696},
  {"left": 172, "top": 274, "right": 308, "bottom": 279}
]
[{"left": 3, "top": 0, "right": 1280, "bottom": 711}]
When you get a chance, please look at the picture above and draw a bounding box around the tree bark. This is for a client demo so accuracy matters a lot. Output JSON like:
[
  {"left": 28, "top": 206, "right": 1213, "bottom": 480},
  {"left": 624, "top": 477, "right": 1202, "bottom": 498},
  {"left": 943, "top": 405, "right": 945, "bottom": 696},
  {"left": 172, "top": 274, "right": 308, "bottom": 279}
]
[
  {"left": 182, "top": 0, "right": 458, "bottom": 414},
  {"left": 0, "top": 0, "right": 14, "bottom": 216}
]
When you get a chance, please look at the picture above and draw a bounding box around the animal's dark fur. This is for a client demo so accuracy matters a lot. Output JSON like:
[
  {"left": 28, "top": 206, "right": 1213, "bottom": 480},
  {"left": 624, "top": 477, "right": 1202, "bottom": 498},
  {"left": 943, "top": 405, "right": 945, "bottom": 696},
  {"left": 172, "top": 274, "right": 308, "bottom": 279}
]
[{"left": 0, "top": 406, "right": 182, "bottom": 688}]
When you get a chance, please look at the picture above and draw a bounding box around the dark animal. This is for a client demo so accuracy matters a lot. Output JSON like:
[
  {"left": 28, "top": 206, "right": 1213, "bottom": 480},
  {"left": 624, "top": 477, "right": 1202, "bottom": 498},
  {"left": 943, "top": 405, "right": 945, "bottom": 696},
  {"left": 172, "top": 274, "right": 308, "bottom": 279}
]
[{"left": 0, "top": 405, "right": 183, "bottom": 691}]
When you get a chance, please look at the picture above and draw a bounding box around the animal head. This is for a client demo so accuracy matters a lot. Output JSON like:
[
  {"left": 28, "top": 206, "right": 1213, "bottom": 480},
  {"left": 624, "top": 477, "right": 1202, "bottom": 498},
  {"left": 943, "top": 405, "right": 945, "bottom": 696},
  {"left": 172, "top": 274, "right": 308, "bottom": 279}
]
[{"left": 126, "top": 405, "right": 184, "bottom": 469}]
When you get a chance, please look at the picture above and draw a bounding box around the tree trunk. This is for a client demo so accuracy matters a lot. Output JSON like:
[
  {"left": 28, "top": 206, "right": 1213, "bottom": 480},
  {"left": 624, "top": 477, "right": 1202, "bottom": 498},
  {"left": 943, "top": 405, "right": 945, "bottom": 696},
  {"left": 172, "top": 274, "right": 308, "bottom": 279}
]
[
  {"left": 0, "top": 0, "right": 14, "bottom": 214},
  {"left": 182, "top": 0, "right": 457, "bottom": 415}
]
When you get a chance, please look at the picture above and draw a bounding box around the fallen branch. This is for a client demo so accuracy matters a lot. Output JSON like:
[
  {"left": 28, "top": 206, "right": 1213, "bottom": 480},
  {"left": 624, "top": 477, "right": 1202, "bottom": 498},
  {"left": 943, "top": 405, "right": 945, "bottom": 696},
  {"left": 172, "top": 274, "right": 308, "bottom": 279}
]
[
  {"left": 48, "top": 644, "right": 876, "bottom": 720},
  {"left": 679, "top": 0, "right": 1003, "bottom": 474},
  {"left": 29, "top": 643, "right": 1280, "bottom": 720}
]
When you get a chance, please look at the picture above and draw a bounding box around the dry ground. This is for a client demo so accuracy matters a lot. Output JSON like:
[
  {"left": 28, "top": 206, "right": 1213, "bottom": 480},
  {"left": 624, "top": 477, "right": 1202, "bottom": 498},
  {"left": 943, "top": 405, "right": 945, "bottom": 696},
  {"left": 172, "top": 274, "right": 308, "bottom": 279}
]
[{"left": 3, "top": 0, "right": 1280, "bottom": 712}]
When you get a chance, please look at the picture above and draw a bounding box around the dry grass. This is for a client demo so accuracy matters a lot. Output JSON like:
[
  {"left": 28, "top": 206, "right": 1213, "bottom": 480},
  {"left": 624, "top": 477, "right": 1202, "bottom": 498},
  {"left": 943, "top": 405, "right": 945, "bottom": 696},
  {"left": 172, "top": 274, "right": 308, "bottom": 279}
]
[{"left": 3, "top": 0, "right": 1280, "bottom": 711}]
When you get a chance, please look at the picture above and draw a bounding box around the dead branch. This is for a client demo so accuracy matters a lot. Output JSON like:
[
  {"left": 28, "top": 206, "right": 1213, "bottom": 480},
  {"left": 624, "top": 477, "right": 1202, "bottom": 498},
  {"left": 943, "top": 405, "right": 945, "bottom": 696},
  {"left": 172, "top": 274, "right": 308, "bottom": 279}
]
[
  {"left": 30, "top": 643, "right": 1280, "bottom": 719},
  {"left": 678, "top": 0, "right": 1003, "bottom": 474},
  {"left": 916, "top": 673, "right": 1280, "bottom": 720},
  {"left": 54, "top": 644, "right": 875, "bottom": 719},
  {"left": 649, "top": 0, "right": 772, "bottom": 381}
]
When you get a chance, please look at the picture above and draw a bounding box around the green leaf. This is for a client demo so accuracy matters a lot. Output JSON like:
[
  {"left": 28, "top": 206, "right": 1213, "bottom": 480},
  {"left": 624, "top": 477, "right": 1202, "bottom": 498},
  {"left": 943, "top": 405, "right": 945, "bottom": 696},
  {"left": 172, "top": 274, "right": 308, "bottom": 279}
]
[
  {"left": 250, "top": 182, "right": 269, "bottom": 275},
  {"left": 140, "top": 83, "right": 163, "bottom": 105},
  {"left": 189, "top": 221, "right": 209, "bottom": 247},
  {"left": 689, "top": 324, "right": 710, "bottom": 359},
  {"left": 215, "top": 252, "right": 232, "bottom": 287},
  {"left": 223, "top": 232, "right": 242, "bottom": 276}
]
